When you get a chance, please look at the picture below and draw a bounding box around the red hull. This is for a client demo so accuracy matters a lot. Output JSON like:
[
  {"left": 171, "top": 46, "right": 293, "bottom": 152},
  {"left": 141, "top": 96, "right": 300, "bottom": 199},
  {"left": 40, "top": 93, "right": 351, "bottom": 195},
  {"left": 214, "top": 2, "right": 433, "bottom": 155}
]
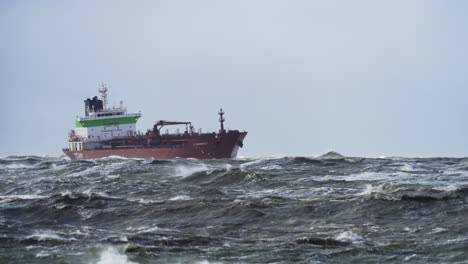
[{"left": 64, "top": 131, "right": 246, "bottom": 160}]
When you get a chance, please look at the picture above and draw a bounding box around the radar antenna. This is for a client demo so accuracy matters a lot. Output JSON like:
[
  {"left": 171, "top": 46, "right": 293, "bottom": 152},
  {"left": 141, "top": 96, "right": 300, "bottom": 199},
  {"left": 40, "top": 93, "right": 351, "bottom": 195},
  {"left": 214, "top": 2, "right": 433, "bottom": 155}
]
[{"left": 98, "top": 82, "right": 108, "bottom": 110}]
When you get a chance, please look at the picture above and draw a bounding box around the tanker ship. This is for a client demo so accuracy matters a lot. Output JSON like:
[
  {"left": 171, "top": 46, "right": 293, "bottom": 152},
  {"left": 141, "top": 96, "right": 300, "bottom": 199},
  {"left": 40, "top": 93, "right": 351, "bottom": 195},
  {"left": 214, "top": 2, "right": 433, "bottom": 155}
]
[{"left": 63, "top": 84, "right": 247, "bottom": 160}]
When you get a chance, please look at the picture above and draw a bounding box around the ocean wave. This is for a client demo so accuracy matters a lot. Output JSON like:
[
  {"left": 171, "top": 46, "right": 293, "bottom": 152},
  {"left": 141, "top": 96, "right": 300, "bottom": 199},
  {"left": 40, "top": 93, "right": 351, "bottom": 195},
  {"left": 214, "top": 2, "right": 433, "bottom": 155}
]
[
  {"left": 289, "top": 156, "right": 326, "bottom": 165},
  {"left": 295, "top": 237, "right": 351, "bottom": 247},
  {"left": 1, "top": 156, "right": 45, "bottom": 162},
  {"left": 1, "top": 163, "right": 37, "bottom": 170},
  {"left": 148, "top": 159, "right": 173, "bottom": 165},
  {"left": 2, "top": 154, "right": 468, "bottom": 263},
  {"left": 239, "top": 158, "right": 274, "bottom": 169},
  {"left": 0, "top": 194, "right": 49, "bottom": 203},
  {"left": 25, "top": 230, "right": 75, "bottom": 243},
  {"left": 181, "top": 167, "right": 265, "bottom": 187},
  {"left": 94, "top": 246, "right": 138, "bottom": 264},
  {"left": 174, "top": 164, "right": 210, "bottom": 178},
  {"left": 125, "top": 197, "right": 162, "bottom": 205},
  {"left": 285, "top": 155, "right": 363, "bottom": 168},
  {"left": 335, "top": 231, "right": 363, "bottom": 243},
  {"left": 317, "top": 151, "right": 346, "bottom": 160},
  {"left": 95, "top": 155, "right": 146, "bottom": 161},
  {"left": 125, "top": 224, "right": 177, "bottom": 235},
  {"left": 54, "top": 189, "right": 119, "bottom": 202},
  {"left": 360, "top": 183, "right": 468, "bottom": 202},
  {"left": 169, "top": 195, "right": 192, "bottom": 201}
]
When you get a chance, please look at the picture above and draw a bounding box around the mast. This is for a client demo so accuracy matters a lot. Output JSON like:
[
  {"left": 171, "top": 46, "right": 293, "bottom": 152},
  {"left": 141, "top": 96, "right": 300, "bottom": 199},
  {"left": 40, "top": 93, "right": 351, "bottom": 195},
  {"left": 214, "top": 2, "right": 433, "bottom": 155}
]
[
  {"left": 98, "top": 82, "right": 108, "bottom": 110},
  {"left": 218, "top": 108, "right": 225, "bottom": 134}
]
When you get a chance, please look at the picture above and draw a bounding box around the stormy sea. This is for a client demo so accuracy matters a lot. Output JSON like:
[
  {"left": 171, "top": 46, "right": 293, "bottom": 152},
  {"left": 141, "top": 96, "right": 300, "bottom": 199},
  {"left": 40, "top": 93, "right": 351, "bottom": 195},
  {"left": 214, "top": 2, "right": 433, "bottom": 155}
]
[{"left": 1, "top": 152, "right": 468, "bottom": 264}]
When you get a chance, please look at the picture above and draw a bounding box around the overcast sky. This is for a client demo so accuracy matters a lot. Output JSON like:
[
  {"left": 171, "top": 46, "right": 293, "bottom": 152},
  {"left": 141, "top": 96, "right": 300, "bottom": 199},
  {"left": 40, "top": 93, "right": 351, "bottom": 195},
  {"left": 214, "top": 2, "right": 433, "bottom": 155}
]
[{"left": 1, "top": 1, "right": 468, "bottom": 158}]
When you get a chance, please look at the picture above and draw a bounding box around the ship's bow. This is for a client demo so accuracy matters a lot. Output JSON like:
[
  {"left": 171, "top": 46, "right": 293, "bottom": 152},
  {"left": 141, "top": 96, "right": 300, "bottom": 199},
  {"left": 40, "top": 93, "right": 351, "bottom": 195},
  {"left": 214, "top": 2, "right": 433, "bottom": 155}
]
[{"left": 217, "top": 131, "right": 247, "bottom": 159}]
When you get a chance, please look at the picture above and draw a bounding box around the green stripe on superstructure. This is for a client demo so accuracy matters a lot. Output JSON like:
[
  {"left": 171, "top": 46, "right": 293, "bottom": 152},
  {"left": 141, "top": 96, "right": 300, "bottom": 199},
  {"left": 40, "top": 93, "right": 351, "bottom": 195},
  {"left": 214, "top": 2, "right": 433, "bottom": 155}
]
[{"left": 76, "top": 116, "right": 140, "bottom": 128}]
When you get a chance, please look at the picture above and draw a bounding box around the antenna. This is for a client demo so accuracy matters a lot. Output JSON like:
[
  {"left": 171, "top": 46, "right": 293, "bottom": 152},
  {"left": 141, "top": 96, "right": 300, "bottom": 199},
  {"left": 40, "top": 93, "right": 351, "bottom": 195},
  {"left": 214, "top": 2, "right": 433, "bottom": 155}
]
[
  {"left": 98, "top": 82, "right": 108, "bottom": 110},
  {"left": 218, "top": 108, "right": 225, "bottom": 134}
]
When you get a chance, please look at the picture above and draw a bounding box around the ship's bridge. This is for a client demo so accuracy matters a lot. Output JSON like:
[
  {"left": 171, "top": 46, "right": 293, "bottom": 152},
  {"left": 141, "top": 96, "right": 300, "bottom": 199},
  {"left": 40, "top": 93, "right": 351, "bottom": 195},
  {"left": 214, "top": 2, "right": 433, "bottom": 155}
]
[
  {"left": 79, "top": 108, "right": 139, "bottom": 121},
  {"left": 72, "top": 84, "right": 141, "bottom": 142}
]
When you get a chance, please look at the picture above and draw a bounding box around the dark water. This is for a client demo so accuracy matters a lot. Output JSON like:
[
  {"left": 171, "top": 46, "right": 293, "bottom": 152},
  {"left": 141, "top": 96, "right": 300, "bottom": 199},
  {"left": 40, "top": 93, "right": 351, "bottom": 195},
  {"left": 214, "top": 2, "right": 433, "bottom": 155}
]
[{"left": 1, "top": 152, "right": 468, "bottom": 263}]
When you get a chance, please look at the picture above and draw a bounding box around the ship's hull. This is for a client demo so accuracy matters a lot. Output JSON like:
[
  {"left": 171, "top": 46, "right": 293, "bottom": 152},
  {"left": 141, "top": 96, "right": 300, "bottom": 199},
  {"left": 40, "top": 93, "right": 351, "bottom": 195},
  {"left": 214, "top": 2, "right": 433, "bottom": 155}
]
[{"left": 64, "top": 131, "right": 246, "bottom": 160}]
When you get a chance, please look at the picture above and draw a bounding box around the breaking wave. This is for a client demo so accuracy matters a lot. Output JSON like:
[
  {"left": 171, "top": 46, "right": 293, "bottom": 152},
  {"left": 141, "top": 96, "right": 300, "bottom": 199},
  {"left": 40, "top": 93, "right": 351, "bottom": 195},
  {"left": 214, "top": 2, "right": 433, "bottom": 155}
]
[{"left": 94, "top": 247, "right": 138, "bottom": 264}]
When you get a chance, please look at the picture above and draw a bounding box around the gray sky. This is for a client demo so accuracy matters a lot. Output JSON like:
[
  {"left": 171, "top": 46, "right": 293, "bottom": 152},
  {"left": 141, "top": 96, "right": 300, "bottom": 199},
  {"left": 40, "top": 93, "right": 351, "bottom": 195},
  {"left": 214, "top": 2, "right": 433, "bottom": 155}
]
[{"left": 1, "top": 0, "right": 468, "bottom": 158}]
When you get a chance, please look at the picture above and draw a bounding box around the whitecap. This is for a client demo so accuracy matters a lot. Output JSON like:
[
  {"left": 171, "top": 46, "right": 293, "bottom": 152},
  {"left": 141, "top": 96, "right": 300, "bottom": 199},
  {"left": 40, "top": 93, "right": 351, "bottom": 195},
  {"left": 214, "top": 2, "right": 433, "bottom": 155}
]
[
  {"left": 78, "top": 209, "right": 93, "bottom": 220},
  {"left": 60, "top": 190, "right": 76, "bottom": 199},
  {"left": 0, "top": 194, "right": 48, "bottom": 203},
  {"left": 3, "top": 163, "right": 36, "bottom": 170},
  {"left": 443, "top": 236, "right": 468, "bottom": 245},
  {"left": 398, "top": 163, "right": 429, "bottom": 173},
  {"left": 358, "top": 183, "right": 402, "bottom": 196},
  {"left": 403, "top": 227, "right": 421, "bottom": 233},
  {"left": 169, "top": 195, "right": 192, "bottom": 201},
  {"left": 35, "top": 251, "right": 50, "bottom": 258},
  {"left": 67, "top": 165, "right": 103, "bottom": 178},
  {"left": 126, "top": 197, "right": 159, "bottom": 204},
  {"left": 71, "top": 228, "right": 91, "bottom": 237},
  {"left": 431, "top": 227, "right": 447, "bottom": 234},
  {"left": 127, "top": 223, "right": 178, "bottom": 234},
  {"left": 81, "top": 189, "right": 119, "bottom": 200},
  {"left": 27, "top": 230, "right": 73, "bottom": 242},
  {"left": 94, "top": 246, "right": 138, "bottom": 264},
  {"left": 260, "top": 164, "right": 283, "bottom": 170},
  {"left": 335, "top": 231, "right": 363, "bottom": 243},
  {"left": 223, "top": 163, "right": 233, "bottom": 171},
  {"left": 126, "top": 225, "right": 160, "bottom": 234},
  {"left": 433, "top": 184, "right": 466, "bottom": 192},
  {"left": 403, "top": 254, "right": 418, "bottom": 262},
  {"left": 53, "top": 203, "right": 69, "bottom": 210},
  {"left": 194, "top": 261, "right": 224, "bottom": 264}
]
